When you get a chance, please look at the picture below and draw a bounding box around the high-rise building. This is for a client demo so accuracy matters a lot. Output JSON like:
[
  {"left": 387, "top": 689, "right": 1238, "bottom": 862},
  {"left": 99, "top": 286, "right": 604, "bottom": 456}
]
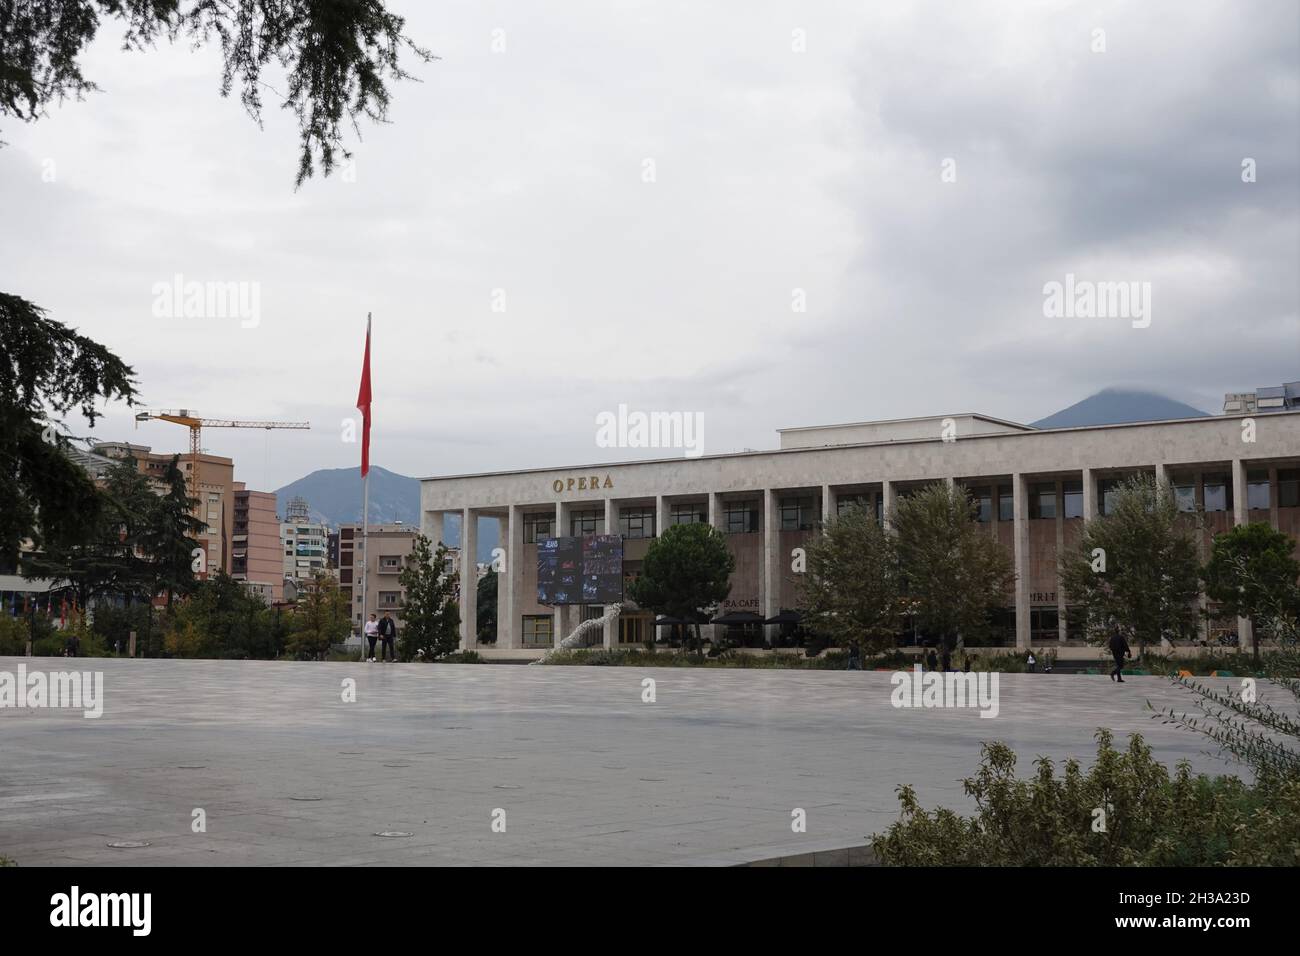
[
  {"left": 232, "top": 484, "right": 282, "bottom": 602},
  {"left": 281, "top": 497, "right": 329, "bottom": 582}
]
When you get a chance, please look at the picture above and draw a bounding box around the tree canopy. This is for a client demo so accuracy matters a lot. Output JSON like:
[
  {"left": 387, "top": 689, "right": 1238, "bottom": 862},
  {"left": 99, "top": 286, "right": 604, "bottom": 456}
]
[
  {"left": 628, "top": 522, "right": 735, "bottom": 650},
  {"left": 0, "top": 0, "right": 433, "bottom": 186}
]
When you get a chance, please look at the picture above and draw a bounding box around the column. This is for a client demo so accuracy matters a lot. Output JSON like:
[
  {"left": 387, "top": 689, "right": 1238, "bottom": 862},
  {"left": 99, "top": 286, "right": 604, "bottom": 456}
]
[
  {"left": 763, "top": 488, "right": 779, "bottom": 644},
  {"left": 1232, "top": 459, "right": 1254, "bottom": 653},
  {"left": 503, "top": 505, "right": 522, "bottom": 649},
  {"left": 1013, "top": 473, "right": 1030, "bottom": 651},
  {"left": 1195, "top": 472, "right": 1209, "bottom": 643},
  {"left": 708, "top": 492, "right": 724, "bottom": 645},
  {"left": 882, "top": 481, "right": 897, "bottom": 530},
  {"left": 1081, "top": 468, "right": 1097, "bottom": 521},
  {"left": 1155, "top": 462, "right": 1170, "bottom": 493},
  {"left": 459, "top": 508, "right": 478, "bottom": 650},
  {"left": 1055, "top": 480, "right": 1067, "bottom": 643},
  {"left": 1269, "top": 466, "right": 1280, "bottom": 530},
  {"left": 553, "top": 501, "right": 565, "bottom": 646},
  {"left": 655, "top": 495, "right": 669, "bottom": 538},
  {"left": 821, "top": 483, "right": 835, "bottom": 526},
  {"left": 603, "top": 497, "right": 619, "bottom": 649}
]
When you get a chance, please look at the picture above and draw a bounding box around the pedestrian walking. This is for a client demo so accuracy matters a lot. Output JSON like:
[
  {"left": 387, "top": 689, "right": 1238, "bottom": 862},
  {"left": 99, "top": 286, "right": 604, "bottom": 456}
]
[
  {"left": 378, "top": 611, "right": 397, "bottom": 662},
  {"left": 1026, "top": 651, "right": 1036, "bottom": 673},
  {"left": 1108, "top": 622, "right": 1131, "bottom": 683},
  {"left": 926, "top": 648, "right": 938, "bottom": 671},
  {"left": 364, "top": 613, "right": 380, "bottom": 662}
]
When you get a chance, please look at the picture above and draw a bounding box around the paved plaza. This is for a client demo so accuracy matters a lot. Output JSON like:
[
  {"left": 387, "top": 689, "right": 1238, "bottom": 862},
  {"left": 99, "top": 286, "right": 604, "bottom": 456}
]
[{"left": 0, "top": 657, "right": 1264, "bottom": 866}]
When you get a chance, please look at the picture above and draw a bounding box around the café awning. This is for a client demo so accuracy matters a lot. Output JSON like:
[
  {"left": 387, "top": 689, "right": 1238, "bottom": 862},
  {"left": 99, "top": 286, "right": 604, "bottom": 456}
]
[{"left": 710, "top": 611, "right": 765, "bottom": 626}]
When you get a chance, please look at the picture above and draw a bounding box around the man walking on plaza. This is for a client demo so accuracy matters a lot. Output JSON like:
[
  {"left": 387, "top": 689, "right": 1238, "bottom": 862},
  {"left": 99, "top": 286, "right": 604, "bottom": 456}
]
[
  {"left": 364, "top": 612, "right": 380, "bottom": 662},
  {"left": 378, "top": 611, "right": 397, "bottom": 662},
  {"left": 1108, "top": 623, "right": 1131, "bottom": 683}
]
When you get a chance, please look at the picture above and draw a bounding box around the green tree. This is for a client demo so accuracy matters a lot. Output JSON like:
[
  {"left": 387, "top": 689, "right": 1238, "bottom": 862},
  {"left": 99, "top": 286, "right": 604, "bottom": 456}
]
[
  {"left": 1202, "top": 523, "right": 1300, "bottom": 663},
  {"left": 136, "top": 455, "right": 206, "bottom": 607},
  {"left": 892, "top": 483, "right": 1014, "bottom": 650},
  {"left": 476, "top": 568, "right": 498, "bottom": 643},
  {"left": 1, "top": 0, "right": 434, "bottom": 186},
  {"left": 798, "top": 503, "right": 904, "bottom": 653},
  {"left": 1060, "top": 474, "right": 1201, "bottom": 654},
  {"left": 628, "top": 522, "right": 735, "bottom": 653},
  {"left": 286, "top": 573, "right": 350, "bottom": 659},
  {"left": 0, "top": 293, "right": 136, "bottom": 561},
  {"left": 398, "top": 535, "right": 460, "bottom": 660}
]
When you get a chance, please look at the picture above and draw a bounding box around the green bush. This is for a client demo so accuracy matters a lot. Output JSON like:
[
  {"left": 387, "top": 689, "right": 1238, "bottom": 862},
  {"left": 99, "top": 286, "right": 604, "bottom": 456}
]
[
  {"left": 438, "top": 651, "right": 482, "bottom": 664},
  {"left": 871, "top": 729, "right": 1300, "bottom": 866}
]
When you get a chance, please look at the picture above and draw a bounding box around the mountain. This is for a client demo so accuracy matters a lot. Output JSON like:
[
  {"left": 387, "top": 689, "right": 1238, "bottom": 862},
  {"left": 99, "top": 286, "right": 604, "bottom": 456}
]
[
  {"left": 1031, "top": 388, "right": 1210, "bottom": 429},
  {"left": 272, "top": 466, "right": 498, "bottom": 563}
]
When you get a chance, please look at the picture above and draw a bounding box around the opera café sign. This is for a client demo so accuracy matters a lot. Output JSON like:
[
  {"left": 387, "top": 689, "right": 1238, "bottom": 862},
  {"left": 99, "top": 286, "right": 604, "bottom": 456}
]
[{"left": 552, "top": 474, "right": 614, "bottom": 494}]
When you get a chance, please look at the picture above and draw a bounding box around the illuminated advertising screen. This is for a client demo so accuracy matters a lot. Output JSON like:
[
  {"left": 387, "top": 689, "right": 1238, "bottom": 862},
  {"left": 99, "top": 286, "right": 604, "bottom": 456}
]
[{"left": 537, "top": 534, "right": 623, "bottom": 605}]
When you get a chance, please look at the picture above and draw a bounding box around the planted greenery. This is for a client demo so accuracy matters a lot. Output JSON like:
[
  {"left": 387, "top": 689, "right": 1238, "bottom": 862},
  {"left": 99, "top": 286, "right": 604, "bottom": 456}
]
[{"left": 872, "top": 729, "right": 1300, "bottom": 866}]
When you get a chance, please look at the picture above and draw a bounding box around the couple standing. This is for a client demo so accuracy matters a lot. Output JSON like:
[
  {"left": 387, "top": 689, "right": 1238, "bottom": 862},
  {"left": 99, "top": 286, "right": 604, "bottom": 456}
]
[{"left": 364, "top": 611, "right": 397, "bottom": 662}]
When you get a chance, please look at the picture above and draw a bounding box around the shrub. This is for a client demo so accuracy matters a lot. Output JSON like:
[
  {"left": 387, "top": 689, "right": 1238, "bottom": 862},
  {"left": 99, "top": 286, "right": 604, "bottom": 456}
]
[{"left": 872, "top": 729, "right": 1300, "bottom": 866}]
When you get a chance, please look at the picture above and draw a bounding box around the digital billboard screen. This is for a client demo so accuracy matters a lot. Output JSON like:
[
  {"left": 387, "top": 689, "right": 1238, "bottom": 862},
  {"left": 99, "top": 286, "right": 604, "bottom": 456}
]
[{"left": 537, "top": 534, "right": 624, "bottom": 605}]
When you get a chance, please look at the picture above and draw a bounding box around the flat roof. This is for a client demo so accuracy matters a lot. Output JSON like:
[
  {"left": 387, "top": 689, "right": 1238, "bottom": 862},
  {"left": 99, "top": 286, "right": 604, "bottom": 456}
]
[
  {"left": 776, "top": 412, "right": 1035, "bottom": 434},
  {"left": 421, "top": 409, "right": 1298, "bottom": 483}
]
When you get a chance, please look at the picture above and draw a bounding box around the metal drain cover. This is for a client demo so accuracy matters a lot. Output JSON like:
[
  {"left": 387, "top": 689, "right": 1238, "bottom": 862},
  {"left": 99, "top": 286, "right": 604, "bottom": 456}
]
[
  {"left": 374, "top": 830, "right": 412, "bottom": 838},
  {"left": 107, "top": 841, "right": 152, "bottom": 849},
  {"left": 289, "top": 796, "right": 323, "bottom": 802},
  {"left": 494, "top": 784, "right": 522, "bottom": 790},
  {"left": 177, "top": 764, "right": 207, "bottom": 769}
]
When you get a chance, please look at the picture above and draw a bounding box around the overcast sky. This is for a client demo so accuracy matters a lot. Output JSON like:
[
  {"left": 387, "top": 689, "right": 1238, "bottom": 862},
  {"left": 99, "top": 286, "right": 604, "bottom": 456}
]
[{"left": 3, "top": 0, "right": 1297, "bottom": 492}]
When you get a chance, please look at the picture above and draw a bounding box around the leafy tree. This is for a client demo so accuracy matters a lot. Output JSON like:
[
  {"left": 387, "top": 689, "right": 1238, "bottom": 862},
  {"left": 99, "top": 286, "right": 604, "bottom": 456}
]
[
  {"left": 24, "top": 458, "right": 159, "bottom": 607},
  {"left": 0, "top": 293, "right": 136, "bottom": 561},
  {"left": 0, "top": 0, "right": 433, "bottom": 186},
  {"left": 136, "top": 455, "right": 206, "bottom": 606},
  {"left": 1203, "top": 523, "right": 1300, "bottom": 663},
  {"left": 891, "top": 483, "right": 1014, "bottom": 650},
  {"left": 798, "top": 503, "right": 904, "bottom": 654},
  {"left": 476, "top": 568, "right": 498, "bottom": 643},
  {"left": 398, "top": 534, "right": 460, "bottom": 660},
  {"left": 628, "top": 522, "right": 735, "bottom": 653},
  {"left": 285, "top": 572, "right": 350, "bottom": 659},
  {"left": 1060, "top": 474, "right": 1201, "bottom": 654}
]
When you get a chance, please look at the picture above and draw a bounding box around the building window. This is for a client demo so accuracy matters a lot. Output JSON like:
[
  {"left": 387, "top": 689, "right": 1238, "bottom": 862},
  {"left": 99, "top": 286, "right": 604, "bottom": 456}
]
[
  {"left": 378, "top": 592, "right": 401, "bottom": 607},
  {"left": 1247, "top": 470, "right": 1270, "bottom": 511},
  {"left": 523, "top": 512, "right": 553, "bottom": 543},
  {"left": 1203, "top": 473, "right": 1230, "bottom": 512},
  {"left": 836, "top": 494, "right": 871, "bottom": 519},
  {"left": 1280, "top": 469, "right": 1300, "bottom": 508},
  {"left": 619, "top": 507, "right": 656, "bottom": 539},
  {"left": 997, "top": 484, "right": 1013, "bottom": 522},
  {"left": 1099, "top": 478, "right": 1123, "bottom": 516},
  {"left": 1062, "top": 481, "right": 1083, "bottom": 519},
  {"left": 522, "top": 615, "right": 554, "bottom": 647},
  {"left": 619, "top": 616, "right": 646, "bottom": 645},
  {"left": 570, "top": 509, "right": 601, "bottom": 536},
  {"left": 723, "top": 500, "right": 759, "bottom": 533},
  {"left": 1030, "top": 482, "right": 1057, "bottom": 520},
  {"left": 779, "top": 496, "right": 816, "bottom": 531},
  {"left": 670, "top": 502, "right": 706, "bottom": 525},
  {"left": 380, "top": 556, "right": 401, "bottom": 570}
]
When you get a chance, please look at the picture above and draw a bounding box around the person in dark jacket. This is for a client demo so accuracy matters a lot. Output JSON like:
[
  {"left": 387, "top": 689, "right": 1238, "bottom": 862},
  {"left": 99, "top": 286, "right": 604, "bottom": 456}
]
[
  {"left": 926, "top": 648, "right": 938, "bottom": 671},
  {"left": 378, "top": 612, "right": 398, "bottom": 662},
  {"left": 1108, "top": 625, "right": 1131, "bottom": 682},
  {"left": 941, "top": 648, "right": 952, "bottom": 672}
]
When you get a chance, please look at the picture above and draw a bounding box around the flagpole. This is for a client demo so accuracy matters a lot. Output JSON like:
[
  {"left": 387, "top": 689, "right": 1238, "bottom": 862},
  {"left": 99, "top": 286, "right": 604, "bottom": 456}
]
[{"left": 359, "top": 313, "right": 372, "bottom": 661}]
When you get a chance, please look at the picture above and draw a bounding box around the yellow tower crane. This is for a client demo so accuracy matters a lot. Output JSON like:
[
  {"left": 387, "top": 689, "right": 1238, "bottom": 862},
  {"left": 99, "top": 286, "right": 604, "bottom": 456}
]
[{"left": 133, "top": 409, "right": 311, "bottom": 499}]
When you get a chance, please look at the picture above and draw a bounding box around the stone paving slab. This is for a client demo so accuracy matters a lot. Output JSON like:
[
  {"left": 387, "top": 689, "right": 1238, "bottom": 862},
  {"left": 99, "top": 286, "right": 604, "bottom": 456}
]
[{"left": 0, "top": 656, "right": 1275, "bottom": 866}]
